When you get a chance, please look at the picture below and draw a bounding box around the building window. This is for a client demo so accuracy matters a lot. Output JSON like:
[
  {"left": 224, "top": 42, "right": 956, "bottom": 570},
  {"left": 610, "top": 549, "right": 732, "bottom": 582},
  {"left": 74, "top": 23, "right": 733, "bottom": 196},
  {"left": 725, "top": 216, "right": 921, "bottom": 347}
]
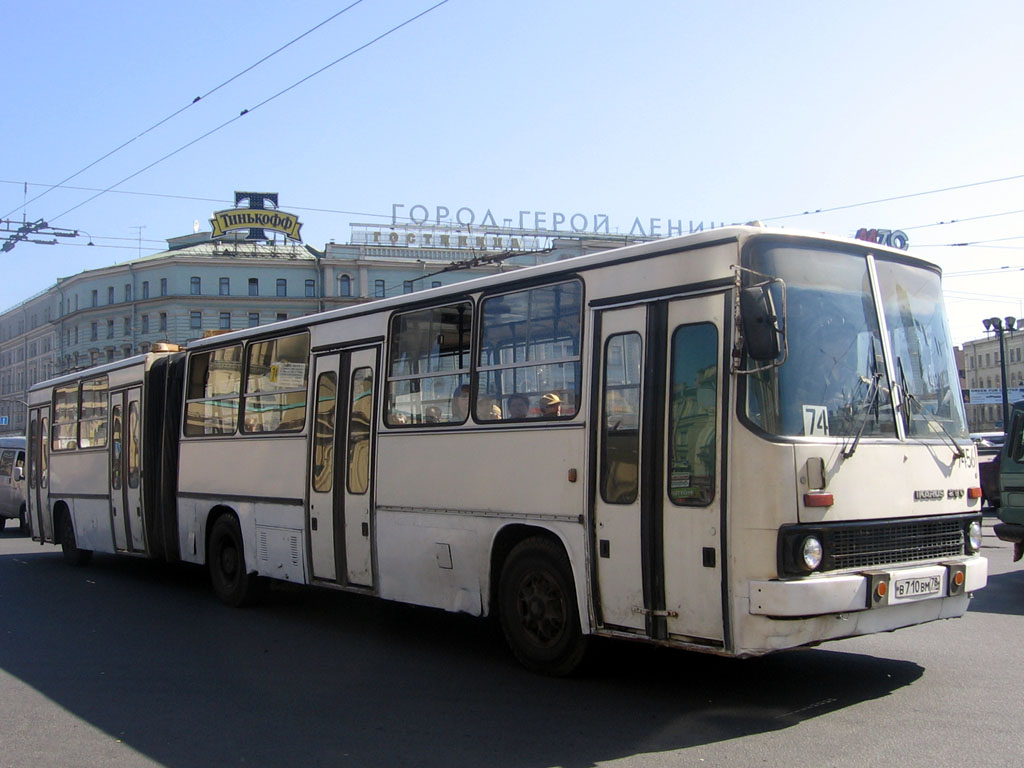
[
  {"left": 276, "top": 278, "right": 287, "bottom": 297},
  {"left": 248, "top": 312, "right": 260, "bottom": 327},
  {"left": 160, "top": 278, "right": 168, "bottom": 297},
  {"left": 123, "top": 317, "right": 131, "bottom": 335},
  {"left": 106, "top": 349, "right": 114, "bottom": 363},
  {"left": 374, "top": 280, "right": 385, "bottom": 298},
  {"left": 159, "top": 312, "right": 167, "bottom": 332},
  {"left": 142, "top": 281, "right": 149, "bottom": 299},
  {"left": 125, "top": 284, "right": 132, "bottom": 302},
  {"left": 305, "top": 279, "right": 316, "bottom": 297},
  {"left": 191, "top": 276, "right": 201, "bottom": 295},
  {"left": 216, "top": 277, "right": 229, "bottom": 296},
  {"left": 339, "top": 275, "right": 352, "bottom": 297},
  {"left": 90, "top": 322, "right": 98, "bottom": 341},
  {"left": 108, "top": 286, "right": 115, "bottom": 304},
  {"left": 190, "top": 311, "right": 201, "bottom": 330},
  {"left": 403, "top": 281, "right": 414, "bottom": 294},
  {"left": 248, "top": 278, "right": 259, "bottom": 297},
  {"left": 432, "top": 281, "right": 442, "bottom": 289},
  {"left": 219, "top": 312, "right": 231, "bottom": 329},
  {"left": 123, "top": 345, "right": 132, "bottom": 358},
  {"left": 276, "top": 313, "right": 287, "bottom": 322},
  {"left": 142, "top": 315, "right": 149, "bottom": 334},
  {"left": 107, "top": 320, "right": 114, "bottom": 339},
  {"left": 91, "top": 289, "right": 98, "bottom": 307}
]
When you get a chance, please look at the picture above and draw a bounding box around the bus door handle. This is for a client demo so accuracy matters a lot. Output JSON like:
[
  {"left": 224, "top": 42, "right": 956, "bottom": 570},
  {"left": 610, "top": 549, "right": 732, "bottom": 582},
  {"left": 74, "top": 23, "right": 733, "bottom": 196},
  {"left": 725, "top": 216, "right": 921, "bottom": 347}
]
[{"left": 632, "top": 607, "right": 678, "bottom": 618}]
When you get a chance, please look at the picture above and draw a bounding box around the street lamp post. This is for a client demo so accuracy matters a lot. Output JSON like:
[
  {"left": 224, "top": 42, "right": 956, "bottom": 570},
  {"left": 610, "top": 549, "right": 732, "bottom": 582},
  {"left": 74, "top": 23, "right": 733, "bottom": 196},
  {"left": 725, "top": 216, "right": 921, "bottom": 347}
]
[{"left": 983, "top": 316, "right": 1017, "bottom": 431}]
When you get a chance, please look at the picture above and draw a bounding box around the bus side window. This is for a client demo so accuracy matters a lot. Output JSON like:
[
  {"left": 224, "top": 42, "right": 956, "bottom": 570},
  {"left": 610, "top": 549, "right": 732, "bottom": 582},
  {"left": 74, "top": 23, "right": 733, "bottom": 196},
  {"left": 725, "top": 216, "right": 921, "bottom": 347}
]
[
  {"left": 478, "top": 280, "right": 583, "bottom": 421},
  {"left": 28, "top": 416, "right": 37, "bottom": 490},
  {"left": 127, "top": 401, "right": 140, "bottom": 489},
  {"left": 347, "top": 367, "right": 372, "bottom": 494},
  {"left": 667, "top": 323, "right": 719, "bottom": 507},
  {"left": 79, "top": 376, "right": 109, "bottom": 449},
  {"left": 184, "top": 345, "right": 243, "bottom": 436},
  {"left": 110, "top": 405, "right": 123, "bottom": 491},
  {"left": 52, "top": 383, "right": 79, "bottom": 451},
  {"left": 242, "top": 332, "right": 310, "bottom": 433},
  {"left": 385, "top": 302, "right": 472, "bottom": 426},
  {"left": 312, "top": 372, "right": 337, "bottom": 493},
  {"left": 600, "top": 332, "right": 642, "bottom": 504}
]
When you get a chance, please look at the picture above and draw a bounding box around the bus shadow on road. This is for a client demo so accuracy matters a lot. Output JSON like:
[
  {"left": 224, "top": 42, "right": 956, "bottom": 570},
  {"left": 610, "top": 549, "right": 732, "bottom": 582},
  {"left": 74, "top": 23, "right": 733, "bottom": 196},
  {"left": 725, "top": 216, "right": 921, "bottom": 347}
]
[{"left": 0, "top": 549, "right": 923, "bottom": 768}]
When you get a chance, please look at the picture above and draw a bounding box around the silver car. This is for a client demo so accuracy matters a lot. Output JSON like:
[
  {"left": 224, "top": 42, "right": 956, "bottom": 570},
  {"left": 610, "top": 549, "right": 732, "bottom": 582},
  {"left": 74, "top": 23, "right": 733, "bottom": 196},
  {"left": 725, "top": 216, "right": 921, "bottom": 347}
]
[{"left": 0, "top": 436, "right": 27, "bottom": 533}]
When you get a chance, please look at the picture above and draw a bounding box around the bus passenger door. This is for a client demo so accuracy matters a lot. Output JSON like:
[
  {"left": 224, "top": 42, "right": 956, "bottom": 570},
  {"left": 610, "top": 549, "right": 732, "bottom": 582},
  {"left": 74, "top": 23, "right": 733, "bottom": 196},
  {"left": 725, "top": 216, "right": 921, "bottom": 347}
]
[
  {"left": 661, "top": 297, "right": 724, "bottom": 645},
  {"left": 109, "top": 391, "right": 128, "bottom": 552},
  {"left": 593, "top": 306, "right": 648, "bottom": 632},
  {"left": 308, "top": 347, "right": 378, "bottom": 589},
  {"left": 594, "top": 295, "right": 725, "bottom": 646},
  {"left": 29, "top": 406, "right": 52, "bottom": 541},
  {"left": 124, "top": 388, "right": 145, "bottom": 553}
]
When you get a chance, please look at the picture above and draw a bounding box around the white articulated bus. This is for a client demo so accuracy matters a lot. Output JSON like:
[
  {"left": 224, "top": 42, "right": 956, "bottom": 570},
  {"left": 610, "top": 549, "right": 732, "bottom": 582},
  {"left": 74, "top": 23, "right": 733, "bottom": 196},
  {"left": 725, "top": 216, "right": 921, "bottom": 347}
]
[{"left": 27, "top": 225, "right": 987, "bottom": 674}]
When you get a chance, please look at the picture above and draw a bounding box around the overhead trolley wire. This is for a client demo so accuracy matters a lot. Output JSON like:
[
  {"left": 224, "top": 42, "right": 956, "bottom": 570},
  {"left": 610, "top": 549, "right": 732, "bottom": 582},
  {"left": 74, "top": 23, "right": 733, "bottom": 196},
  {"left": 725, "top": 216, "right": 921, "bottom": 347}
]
[
  {"left": 3, "top": 1, "right": 369, "bottom": 221},
  {"left": 46, "top": 0, "right": 451, "bottom": 226},
  {"left": 758, "top": 172, "right": 1024, "bottom": 223}
]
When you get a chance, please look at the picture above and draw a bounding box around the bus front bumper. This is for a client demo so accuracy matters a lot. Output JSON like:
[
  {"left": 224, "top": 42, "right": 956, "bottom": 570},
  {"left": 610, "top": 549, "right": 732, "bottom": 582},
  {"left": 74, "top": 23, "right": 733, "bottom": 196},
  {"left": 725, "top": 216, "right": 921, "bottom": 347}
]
[{"left": 748, "top": 557, "right": 988, "bottom": 617}]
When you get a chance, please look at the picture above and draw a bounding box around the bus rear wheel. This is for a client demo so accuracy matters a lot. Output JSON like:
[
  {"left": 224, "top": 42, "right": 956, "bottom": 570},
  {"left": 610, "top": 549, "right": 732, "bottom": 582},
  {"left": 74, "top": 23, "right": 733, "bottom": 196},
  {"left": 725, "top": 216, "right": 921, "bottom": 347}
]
[
  {"left": 208, "top": 515, "right": 263, "bottom": 607},
  {"left": 498, "top": 537, "right": 587, "bottom": 676},
  {"left": 58, "top": 510, "right": 92, "bottom": 567}
]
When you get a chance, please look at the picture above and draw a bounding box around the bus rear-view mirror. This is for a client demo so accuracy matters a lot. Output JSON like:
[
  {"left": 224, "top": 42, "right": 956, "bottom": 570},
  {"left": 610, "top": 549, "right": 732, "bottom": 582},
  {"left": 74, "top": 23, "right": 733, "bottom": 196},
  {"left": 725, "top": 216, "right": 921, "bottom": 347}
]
[{"left": 740, "top": 285, "right": 782, "bottom": 361}]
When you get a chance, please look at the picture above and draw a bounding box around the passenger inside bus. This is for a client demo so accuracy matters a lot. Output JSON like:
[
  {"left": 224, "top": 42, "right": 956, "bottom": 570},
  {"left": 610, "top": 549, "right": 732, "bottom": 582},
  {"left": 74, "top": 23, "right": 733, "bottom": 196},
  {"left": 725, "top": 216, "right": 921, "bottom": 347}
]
[
  {"left": 450, "top": 384, "right": 470, "bottom": 422},
  {"left": 507, "top": 394, "right": 529, "bottom": 419},
  {"left": 541, "top": 392, "right": 562, "bottom": 417}
]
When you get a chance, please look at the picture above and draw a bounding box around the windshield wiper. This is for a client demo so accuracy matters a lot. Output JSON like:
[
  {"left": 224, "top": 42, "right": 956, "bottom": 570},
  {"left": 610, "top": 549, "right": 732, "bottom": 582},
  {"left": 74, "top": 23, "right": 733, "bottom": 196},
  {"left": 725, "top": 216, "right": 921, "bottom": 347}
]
[
  {"left": 897, "top": 357, "right": 965, "bottom": 460},
  {"left": 842, "top": 373, "right": 881, "bottom": 459}
]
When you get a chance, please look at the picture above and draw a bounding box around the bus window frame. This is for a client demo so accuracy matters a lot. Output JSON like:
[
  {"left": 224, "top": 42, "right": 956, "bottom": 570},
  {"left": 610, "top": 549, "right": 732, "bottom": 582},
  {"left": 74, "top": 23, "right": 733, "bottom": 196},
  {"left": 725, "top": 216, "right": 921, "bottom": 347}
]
[
  {"left": 384, "top": 299, "right": 474, "bottom": 428},
  {"left": 240, "top": 330, "right": 310, "bottom": 435},
  {"left": 183, "top": 343, "right": 244, "bottom": 438},
  {"left": 476, "top": 277, "right": 584, "bottom": 423},
  {"left": 51, "top": 375, "right": 109, "bottom": 452}
]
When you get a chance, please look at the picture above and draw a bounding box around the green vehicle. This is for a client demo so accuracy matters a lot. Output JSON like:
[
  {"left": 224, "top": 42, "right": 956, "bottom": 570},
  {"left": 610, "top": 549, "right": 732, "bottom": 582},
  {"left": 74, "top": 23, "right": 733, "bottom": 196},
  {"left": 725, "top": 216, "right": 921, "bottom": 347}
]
[{"left": 996, "top": 403, "right": 1024, "bottom": 561}]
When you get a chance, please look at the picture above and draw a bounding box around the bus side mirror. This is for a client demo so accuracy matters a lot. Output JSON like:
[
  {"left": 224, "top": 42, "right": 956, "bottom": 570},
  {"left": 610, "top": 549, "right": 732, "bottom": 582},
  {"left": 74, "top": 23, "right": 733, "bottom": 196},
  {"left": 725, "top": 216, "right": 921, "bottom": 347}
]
[
  {"left": 13, "top": 466, "right": 24, "bottom": 482},
  {"left": 740, "top": 286, "right": 782, "bottom": 361}
]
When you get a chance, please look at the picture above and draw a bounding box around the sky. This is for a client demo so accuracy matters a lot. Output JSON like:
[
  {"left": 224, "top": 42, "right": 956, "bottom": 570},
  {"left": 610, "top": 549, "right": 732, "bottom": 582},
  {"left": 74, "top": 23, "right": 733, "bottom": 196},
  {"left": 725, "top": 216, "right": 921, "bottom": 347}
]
[{"left": 2, "top": 0, "right": 1022, "bottom": 346}]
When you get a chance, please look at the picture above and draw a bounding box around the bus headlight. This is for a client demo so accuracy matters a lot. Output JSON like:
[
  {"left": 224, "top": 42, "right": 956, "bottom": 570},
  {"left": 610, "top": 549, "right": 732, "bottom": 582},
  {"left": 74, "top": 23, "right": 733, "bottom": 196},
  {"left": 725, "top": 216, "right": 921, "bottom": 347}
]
[
  {"left": 966, "top": 520, "right": 982, "bottom": 553},
  {"left": 801, "top": 536, "right": 823, "bottom": 571}
]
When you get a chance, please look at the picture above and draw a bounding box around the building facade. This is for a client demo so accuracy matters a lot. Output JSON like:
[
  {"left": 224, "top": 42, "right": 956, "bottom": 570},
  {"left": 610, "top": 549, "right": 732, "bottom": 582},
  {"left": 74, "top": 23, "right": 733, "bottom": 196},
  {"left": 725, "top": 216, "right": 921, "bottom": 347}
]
[
  {"left": 961, "top": 323, "right": 1024, "bottom": 432},
  {"left": 0, "top": 207, "right": 648, "bottom": 434}
]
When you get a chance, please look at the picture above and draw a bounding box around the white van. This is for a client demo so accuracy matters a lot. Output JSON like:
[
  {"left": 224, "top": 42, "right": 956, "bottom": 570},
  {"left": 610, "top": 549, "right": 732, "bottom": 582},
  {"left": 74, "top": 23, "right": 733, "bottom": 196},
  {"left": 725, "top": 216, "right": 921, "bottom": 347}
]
[{"left": 0, "top": 436, "right": 27, "bottom": 533}]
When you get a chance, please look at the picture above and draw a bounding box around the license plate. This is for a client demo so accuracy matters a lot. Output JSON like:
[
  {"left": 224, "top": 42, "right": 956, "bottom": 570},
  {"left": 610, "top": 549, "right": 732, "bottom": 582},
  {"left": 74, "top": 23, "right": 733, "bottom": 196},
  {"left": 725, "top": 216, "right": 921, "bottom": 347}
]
[{"left": 892, "top": 574, "right": 942, "bottom": 600}]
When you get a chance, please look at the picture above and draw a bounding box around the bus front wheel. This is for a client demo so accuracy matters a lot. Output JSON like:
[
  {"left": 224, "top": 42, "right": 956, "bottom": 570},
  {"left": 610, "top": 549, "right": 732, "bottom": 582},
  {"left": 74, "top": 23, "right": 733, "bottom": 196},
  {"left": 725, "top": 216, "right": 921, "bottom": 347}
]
[
  {"left": 498, "top": 537, "right": 587, "bottom": 676},
  {"left": 208, "top": 515, "right": 263, "bottom": 607}
]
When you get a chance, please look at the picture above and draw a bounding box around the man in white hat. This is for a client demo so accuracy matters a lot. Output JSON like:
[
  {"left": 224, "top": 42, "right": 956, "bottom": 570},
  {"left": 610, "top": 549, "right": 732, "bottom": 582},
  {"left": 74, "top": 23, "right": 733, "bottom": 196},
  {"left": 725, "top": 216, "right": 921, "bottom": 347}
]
[{"left": 541, "top": 392, "right": 562, "bottom": 417}]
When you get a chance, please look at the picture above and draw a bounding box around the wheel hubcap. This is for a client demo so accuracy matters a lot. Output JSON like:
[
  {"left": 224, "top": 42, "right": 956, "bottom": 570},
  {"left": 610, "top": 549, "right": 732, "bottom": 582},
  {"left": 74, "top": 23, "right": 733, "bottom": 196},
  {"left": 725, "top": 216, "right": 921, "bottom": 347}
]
[{"left": 516, "top": 572, "right": 565, "bottom": 647}]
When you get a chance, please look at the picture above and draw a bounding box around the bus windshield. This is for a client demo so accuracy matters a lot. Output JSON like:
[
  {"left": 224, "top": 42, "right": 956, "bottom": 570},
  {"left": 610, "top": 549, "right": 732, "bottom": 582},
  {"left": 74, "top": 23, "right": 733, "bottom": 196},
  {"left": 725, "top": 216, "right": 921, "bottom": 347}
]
[{"left": 744, "top": 241, "right": 967, "bottom": 440}]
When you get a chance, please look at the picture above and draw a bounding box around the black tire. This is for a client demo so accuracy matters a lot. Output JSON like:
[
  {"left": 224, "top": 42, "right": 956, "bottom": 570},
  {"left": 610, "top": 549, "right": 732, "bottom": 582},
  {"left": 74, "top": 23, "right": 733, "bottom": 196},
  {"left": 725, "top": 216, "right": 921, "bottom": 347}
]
[
  {"left": 208, "top": 515, "right": 263, "bottom": 607},
  {"left": 498, "top": 537, "right": 588, "bottom": 676},
  {"left": 58, "top": 510, "right": 92, "bottom": 567},
  {"left": 18, "top": 505, "right": 29, "bottom": 535}
]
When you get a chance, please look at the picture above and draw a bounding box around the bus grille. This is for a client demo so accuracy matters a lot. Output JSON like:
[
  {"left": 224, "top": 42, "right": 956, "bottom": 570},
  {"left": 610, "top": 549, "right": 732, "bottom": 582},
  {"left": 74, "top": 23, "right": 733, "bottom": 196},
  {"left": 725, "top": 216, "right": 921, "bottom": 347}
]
[{"left": 829, "top": 518, "right": 965, "bottom": 570}]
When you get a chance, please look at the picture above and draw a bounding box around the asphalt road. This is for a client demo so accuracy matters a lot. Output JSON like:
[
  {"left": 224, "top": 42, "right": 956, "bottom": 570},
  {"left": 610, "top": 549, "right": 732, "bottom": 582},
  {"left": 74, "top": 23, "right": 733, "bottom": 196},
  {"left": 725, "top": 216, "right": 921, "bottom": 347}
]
[{"left": 0, "top": 515, "right": 1021, "bottom": 768}]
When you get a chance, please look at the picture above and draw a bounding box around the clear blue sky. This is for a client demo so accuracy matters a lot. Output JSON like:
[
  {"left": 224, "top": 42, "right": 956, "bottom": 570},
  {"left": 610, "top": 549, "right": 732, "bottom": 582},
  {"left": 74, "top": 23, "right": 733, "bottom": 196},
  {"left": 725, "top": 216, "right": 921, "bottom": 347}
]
[{"left": 3, "top": 0, "right": 1022, "bottom": 345}]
